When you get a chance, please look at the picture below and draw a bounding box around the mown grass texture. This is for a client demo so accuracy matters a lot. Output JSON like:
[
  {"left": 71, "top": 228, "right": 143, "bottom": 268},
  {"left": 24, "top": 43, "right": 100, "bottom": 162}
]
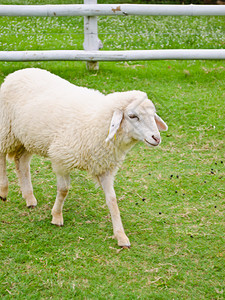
[{"left": 0, "top": 3, "right": 225, "bottom": 299}]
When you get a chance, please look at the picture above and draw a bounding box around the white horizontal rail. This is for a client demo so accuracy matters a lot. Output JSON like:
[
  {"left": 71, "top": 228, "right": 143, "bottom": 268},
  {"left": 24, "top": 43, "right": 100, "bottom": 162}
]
[
  {"left": 0, "top": 50, "right": 225, "bottom": 61},
  {"left": 0, "top": 4, "right": 225, "bottom": 16}
]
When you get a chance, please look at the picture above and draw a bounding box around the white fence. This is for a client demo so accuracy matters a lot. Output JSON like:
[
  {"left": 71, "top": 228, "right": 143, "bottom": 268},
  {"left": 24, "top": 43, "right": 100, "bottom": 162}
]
[
  {"left": 0, "top": 2, "right": 225, "bottom": 70},
  {"left": 1, "top": 3, "right": 225, "bottom": 16}
]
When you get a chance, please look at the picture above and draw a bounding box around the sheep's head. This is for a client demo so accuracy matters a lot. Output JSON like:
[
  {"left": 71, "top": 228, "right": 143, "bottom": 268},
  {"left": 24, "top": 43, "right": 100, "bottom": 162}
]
[{"left": 105, "top": 92, "right": 168, "bottom": 147}]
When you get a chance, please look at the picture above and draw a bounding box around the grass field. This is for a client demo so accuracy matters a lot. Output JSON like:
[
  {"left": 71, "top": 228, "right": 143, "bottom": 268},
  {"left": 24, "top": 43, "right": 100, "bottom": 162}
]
[{"left": 0, "top": 1, "right": 225, "bottom": 299}]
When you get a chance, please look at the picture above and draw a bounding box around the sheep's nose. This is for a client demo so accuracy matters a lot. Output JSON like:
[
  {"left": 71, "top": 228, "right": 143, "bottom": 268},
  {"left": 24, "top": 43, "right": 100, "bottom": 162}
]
[{"left": 152, "top": 135, "right": 160, "bottom": 144}]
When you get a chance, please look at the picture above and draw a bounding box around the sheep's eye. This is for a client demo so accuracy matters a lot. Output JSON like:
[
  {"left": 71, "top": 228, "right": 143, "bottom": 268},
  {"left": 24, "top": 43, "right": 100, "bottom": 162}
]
[{"left": 128, "top": 114, "right": 139, "bottom": 121}]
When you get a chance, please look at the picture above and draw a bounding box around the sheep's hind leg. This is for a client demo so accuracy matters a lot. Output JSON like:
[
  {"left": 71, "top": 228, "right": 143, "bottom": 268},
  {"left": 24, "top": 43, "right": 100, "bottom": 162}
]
[
  {"left": 99, "top": 173, "right": 131, "bottom": 248},
  {"left": 51, "top": 173, "right": 70, "bottom": 226},
  {"left": 15, "top": 150, "right": 37, "bottom": 208},
  {"left": 0, "top": 153, "right": 8, "bottom": 201}
]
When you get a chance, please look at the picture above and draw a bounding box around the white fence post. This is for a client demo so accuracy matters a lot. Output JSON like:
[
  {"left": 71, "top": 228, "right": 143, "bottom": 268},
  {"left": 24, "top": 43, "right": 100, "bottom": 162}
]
[{"left": 83, "top": 0, "right": 102, "bottom": 70}]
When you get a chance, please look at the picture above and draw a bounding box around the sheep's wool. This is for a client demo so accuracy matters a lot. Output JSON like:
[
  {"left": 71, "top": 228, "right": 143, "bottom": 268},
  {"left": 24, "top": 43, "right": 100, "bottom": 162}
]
[{"left": 0, "top": 68, "right": 146, "bottom": 179}]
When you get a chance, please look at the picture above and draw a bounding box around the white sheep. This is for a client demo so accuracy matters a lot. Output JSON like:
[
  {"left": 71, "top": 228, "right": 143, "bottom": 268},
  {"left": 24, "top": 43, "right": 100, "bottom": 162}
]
[{"left": 0, "top": 68, "right": 167, "bottom": 248}]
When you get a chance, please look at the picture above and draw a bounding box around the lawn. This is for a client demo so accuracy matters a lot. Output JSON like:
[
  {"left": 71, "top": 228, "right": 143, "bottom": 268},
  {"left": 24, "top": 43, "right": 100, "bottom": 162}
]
[{"left": 0, "top": 1, "right": 225, "bottom": 299}]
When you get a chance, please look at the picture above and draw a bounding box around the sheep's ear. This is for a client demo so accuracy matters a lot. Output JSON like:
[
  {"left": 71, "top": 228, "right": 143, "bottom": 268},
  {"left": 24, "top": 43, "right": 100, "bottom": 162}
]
[
  {"left": 155, "top": 113, "right": 168, "bottom": 131},
  {"left": 105, "top": 110, "right": 123, "bottom": 142}
]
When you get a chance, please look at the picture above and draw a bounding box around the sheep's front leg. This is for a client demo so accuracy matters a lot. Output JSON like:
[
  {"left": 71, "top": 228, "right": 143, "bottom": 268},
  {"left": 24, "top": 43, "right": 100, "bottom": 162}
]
[
  {"left": 51, "top": 173, "right": 70, "bottom": 226},
  {"left": 0, "top": 153, "right": 8, "bottom": 201},
  {"left": 15, "top": 151, "right": 37, "bottom": 207},
  {"left": 99, "top": 173, "right": 131, "bottom": 248}
]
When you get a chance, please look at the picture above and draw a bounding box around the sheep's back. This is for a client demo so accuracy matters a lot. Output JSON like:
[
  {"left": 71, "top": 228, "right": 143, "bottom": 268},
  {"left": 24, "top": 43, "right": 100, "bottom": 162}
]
[{"left": 0, "top": 68, "right": 112, "bottom": 160}]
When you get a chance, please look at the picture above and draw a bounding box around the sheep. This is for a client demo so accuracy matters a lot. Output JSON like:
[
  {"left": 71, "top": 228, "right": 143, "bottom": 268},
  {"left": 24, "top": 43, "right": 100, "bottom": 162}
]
[{"left": 0, "top": 68, "right": 168, "bottom": 248}]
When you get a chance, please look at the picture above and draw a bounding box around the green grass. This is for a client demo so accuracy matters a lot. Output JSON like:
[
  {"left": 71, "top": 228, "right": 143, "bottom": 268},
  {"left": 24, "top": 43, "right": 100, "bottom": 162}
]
[{"left": 0, "top": 2, "right": 225, "bottom": 299}]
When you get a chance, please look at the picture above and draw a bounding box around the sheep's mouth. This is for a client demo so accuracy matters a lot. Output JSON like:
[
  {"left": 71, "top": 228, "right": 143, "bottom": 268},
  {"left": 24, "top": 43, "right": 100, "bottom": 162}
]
[{"left": 144, "top": 139, "right": 158, "bottom": 147}]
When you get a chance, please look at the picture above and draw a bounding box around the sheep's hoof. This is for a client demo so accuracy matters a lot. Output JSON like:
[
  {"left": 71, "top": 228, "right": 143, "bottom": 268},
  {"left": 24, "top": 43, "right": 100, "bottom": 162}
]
[
  {"left": 27, "top": 205, "right": 36, "bottom": 209},
  {"left": 121, "top": 245, "right": 131, "bottom": 250},
  {"left": 116, "top": 232, "right": 131, "bottom": 248},
  {"left": 0, "top": 196, "right": 7, "bottom": 202},
  {"left": 25, "top": 196, "right": 37, "bottom": 208},
  {"left": 51, "top": 222, "right": 64, "bottom": 227},
  {"left": 51, "top": 214, "right": 64, "bottom": 227}
]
